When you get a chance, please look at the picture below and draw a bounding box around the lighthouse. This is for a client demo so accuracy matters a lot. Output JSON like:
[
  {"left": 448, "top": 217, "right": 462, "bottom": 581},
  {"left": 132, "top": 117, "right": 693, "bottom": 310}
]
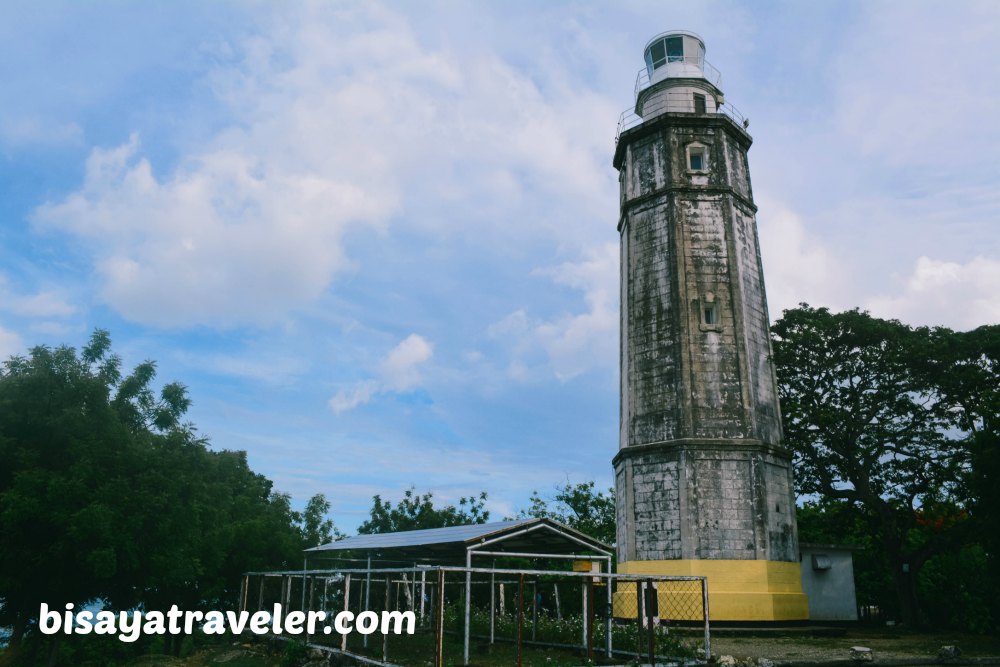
[{"left": 613, "top": 31, "right": 809, "bottom": 621}]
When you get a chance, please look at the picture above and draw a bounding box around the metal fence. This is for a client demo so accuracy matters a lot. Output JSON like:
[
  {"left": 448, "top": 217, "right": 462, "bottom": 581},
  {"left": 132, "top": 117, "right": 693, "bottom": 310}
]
[
  {"left": 241, "top": 566, "right": 710, "bottom": 666},
  {"left": 615, "top": 99, "right": 748, "bottom": 145}
]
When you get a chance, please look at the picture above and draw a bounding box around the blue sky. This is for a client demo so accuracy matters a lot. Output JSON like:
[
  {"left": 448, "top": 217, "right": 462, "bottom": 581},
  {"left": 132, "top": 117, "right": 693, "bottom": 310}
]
[{"left": 2, "top": 1, "right": 998, "bottom": 532}]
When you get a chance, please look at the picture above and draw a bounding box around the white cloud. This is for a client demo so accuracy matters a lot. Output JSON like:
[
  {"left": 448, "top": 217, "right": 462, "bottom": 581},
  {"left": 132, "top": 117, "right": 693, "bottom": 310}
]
[
  {"left": 328, "top": 379, "right": 380, "bottom": 414},
  {"left": 35, "top": 132, "right": 385, "bottom": 328},
  {"left": 0, "top": 116, "right": 82, "bottom": 147},
  {"left": 866, "top": 256, "right": 1000, "bottom": 330},
  {"left": 0, "top": 325, "right": 23, "bottom": 360},
  {"left": 756, "top": 197, "right": 846, "bottom": 318},
  {"left": 535, "top": 243, "right": 618, "bottom": 380},
  {"left": 489, "top": 242, "right": 618, "bottom": 381},
  {"left": 832, "top": 3, "right": 1000, "bottom": 167},
  {"left": 176, "top": 349, "right": 309, "bottom": 385},
  {"left": 329, "top": 334, "right": 433, "bottom": 413},
  {"left": 33, "top": 3, "right": 619, "bottom": 329},
  {"left": 379, "top": 333, "right": 433, "bottom": 391},
  {"left": 0, "top": 275, "right": 77, "bottom": 319}
]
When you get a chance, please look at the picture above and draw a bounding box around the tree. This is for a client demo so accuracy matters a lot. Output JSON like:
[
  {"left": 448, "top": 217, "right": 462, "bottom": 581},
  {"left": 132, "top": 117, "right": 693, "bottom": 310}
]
[
  {"left": 0, "top": 330, "right": 332, "bottom": 661},
  {"left": 796, "top": 498, "right": 895, "bottom": 617},
  {"left": 296, "top": 493, "right": 341, "bottom": 548},
  {"left": 0, "top": 332, "right": 190, "bottom": 656},
  {"left": 357, "top": 488, "right": 489, "bottom": 534},
  {"left": 772, "top": 305, "right": 976, "bottom": 626},
  {"left": 518, "top": 481, "right": 616, "bottom": 546}
]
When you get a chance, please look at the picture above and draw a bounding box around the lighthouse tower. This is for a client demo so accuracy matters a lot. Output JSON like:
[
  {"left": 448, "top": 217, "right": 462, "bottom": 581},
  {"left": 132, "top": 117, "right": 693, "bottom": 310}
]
[{"left": 613, "top": 31, "right": 809, "bottom": 621}]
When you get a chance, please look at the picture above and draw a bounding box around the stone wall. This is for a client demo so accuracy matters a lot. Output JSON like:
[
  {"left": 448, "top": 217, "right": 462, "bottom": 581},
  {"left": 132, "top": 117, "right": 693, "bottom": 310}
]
[{"left": 614, "top": 113, "right": 797, "bottom": 564}]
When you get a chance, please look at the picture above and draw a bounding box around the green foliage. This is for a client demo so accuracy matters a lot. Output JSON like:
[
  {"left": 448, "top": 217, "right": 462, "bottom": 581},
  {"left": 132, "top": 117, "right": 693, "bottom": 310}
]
[
  {"left": 774, "top": 305, "right": 999, "bottom": 629},
  {"left": 358, "top": 487, "right": 489, "bottom": 534},
  {"left": 295, "top": 494, "right": 341, "bottom": 548},
  {"left": 518, "top": 481, "right": 615, "bottom": 546},
  {"left": 796, "top": 499, "right": 895, "bottom": 616},
  {"left": 918, "top": 543, "right": 993, "bottom": 634},
  {"left": 0, "top": 330, "right": 339, "bottom": 662},
  {"left": 278, "top": 639, "right": 308, "bottom": 667},
  {"left": 459, "top": 605, "right": 697, "bottom": 661}
]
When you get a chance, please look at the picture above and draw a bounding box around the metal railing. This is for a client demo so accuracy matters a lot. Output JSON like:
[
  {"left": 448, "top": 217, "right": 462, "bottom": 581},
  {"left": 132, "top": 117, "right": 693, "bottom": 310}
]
[
  {"left": 614, "top": 56, "right": 747, "bottom": 144},
  {"left": 241, "top": 565, "right": 711, "bottom": 667},
  {"left": 635, "top": 58, "right": 724, "bottom": 95},
  {"left": 615, "top": 98, "right": 748, "bottom": 144}
]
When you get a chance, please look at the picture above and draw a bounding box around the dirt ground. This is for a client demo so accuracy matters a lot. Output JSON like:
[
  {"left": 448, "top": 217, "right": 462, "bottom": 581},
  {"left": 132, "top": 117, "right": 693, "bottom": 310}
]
[{"left": 709, "top": 627, "right": 1000, "bottom": 664}]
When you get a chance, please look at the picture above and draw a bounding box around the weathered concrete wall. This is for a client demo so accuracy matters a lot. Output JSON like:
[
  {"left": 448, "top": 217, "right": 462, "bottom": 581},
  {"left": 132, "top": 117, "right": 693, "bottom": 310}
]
[
  {"left": 615, "top": 444, "right": 798, "bottom": 562},
  {"left": 799, "top": 545, "right": 859, "bottom": 621},
  {"left": 614, "top": 113, "right": 798, "bottom": 564}
]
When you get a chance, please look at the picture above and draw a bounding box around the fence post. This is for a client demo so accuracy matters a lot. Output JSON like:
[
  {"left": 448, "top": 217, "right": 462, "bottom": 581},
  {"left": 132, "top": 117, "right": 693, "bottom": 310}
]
[
  {"left": 383, "top": 576, "right": 391, "bottom": 663},
  {"left": 464, "top": 551, "right": 472, "bottom": 666},
  {"left": 435, "top": 570, "right": 445, "bottom": 667},
  {"left": 421, "top": 569, "right": 427, "bottom": 625},
  {"left": 636, "top": 580, "right": 643, "bottom": 657},
  {"left": 257, "top": 576, "right": 265, "bottom": 612},
  {"left": 364, "top": 556, "right": 371, "bottom": 648},
  {"left": 605, "top": 560, "right": 613, "bottom": 659},
  {"left": 646, "top": 579, "right": 655, "bottom": 666},
  {"left": 531, "top": 580, "right": 537, "bottom": 641},
  {"left": 516, "top": 573, "right": 525, "bottom": 667},
  {"left": 489, "top": 569, "right": 495, "bottom": 644},
  {"left": 587, "top": 578, "right": 595, "bottom": 662},
  {"left": 702, "top": 577, "right": 711, "bottom": 661},
  {"left": 341, "top": 574, "right": 351, "bottom": 652},
  {"left": 306, "top": 577, "right": 315, "bottom": 642}
]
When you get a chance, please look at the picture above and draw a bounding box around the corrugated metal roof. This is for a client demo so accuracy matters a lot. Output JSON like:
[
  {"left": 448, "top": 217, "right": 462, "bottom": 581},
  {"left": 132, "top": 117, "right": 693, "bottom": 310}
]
[{"left": 305, "top": 517, "right": 611, "bottom": 558}]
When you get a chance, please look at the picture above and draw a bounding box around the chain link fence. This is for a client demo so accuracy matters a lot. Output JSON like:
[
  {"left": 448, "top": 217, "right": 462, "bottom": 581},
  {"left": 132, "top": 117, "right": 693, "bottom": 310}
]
[{"left": 242, "top": 566, "right": 709, "bottom": 666}]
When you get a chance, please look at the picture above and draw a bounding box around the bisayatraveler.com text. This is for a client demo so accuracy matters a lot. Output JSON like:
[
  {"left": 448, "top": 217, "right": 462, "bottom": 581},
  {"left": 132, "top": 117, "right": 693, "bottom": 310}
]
[{"left": 39, "top": 602, "right": 415, "bottom": 643}]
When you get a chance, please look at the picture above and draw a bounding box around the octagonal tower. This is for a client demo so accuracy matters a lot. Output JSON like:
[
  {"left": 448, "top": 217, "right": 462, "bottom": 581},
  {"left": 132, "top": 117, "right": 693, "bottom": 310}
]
[{"left": 613, "top": 31, "right": 809, "bottom": 621}]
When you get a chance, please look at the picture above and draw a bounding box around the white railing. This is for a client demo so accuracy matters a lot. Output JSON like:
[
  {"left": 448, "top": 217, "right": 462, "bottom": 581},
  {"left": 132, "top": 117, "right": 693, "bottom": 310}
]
[
  {"left": 635, "top": 57, "right": 723, "bottom": 95},
  {"left": 615, "top": 94, "right": 748, "bottom": 144}
]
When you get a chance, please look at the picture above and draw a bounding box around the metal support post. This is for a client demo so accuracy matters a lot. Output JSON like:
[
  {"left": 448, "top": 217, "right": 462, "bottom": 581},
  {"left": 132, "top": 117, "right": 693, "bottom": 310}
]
[
  {"left": 420, "top": 569, "right": 427, "bottom": 625},
  {"left": 605, "top": 557, "right": 613, "bottom": 658},
  {"left": 587, "top": 578, "right": 595, "bottom": 662},
  {"left": 646, "top": 579, "right": 655, "bottom": 666},
  {"left": 383, "top": 576, "right": 390, "bottom": 663},
  {"left": 464, "top": 550, "right": 472, "bottom": 665},
  {"left": 240, "top": 575, "right": 248, "bottom": 612},
  {"left": 531, "top": 580, "right": 537, "bottom": 641},
  {"left": 516, "top": 573, "right": 525, "bottom": 667},
  {"left": 341, "top": 574, "right": 351, "bottom": 651},
  {"left": 435, "top": 570, "right": 445, "bottom": 667},
  {"left": 702, "top": 577, "right": 711, "bottom": 660},
  {"left": 363, "top": 556, "right": 371, "bottom": 648}
]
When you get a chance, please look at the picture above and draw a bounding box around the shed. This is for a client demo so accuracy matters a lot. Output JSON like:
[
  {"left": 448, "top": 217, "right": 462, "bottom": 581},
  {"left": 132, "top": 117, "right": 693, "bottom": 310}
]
[
  {"left": 305, "top": 517, "right": 613, "bottom": 568},
  {"left": 799, "top": 542, "right": 859, "bottom": 621}
]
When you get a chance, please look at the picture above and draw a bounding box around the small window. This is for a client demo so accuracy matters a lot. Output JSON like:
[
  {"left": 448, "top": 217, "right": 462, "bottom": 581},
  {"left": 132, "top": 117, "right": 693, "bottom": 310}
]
[
  {"left": 703, "top": 305, "right": 717, "bottom": 325},
  {"left": 693, "top": 93, "right": 706, "bottom": 114},
  {"left": 649, "top": 40, "right": 666, "bottom": 69},
  {"left": 666, "top": 37, "right": 683, "bottom": 62},
  {"left": 689, "top": 147, "right": 705, "bottom": 171}
]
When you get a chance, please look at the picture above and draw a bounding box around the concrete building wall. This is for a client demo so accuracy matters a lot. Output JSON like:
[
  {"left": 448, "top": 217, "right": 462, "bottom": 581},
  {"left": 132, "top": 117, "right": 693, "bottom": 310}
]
[
  {"left": 615, "top": 445, "right": 798, "bottom": 563},
  {"left": 613, "top": 114, "right": 798, "bottom": 565},
  {"left": 799, "top": 545, "right": 859, "bottom": 621}
]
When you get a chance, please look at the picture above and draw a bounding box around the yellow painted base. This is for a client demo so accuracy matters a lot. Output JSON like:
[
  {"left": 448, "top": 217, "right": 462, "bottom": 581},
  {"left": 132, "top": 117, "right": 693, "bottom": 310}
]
[{"left": 615, "top": 560, "right": 809, "bottom": 621}]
